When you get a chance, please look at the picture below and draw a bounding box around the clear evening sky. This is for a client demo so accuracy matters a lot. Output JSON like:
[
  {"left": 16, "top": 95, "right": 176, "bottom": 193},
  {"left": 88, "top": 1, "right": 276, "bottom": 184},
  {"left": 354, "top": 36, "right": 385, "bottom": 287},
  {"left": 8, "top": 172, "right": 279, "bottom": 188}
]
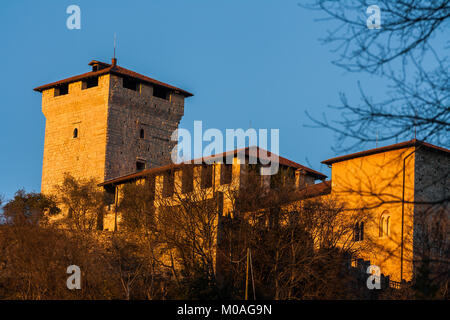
[{"left": 0, "top": 0, "right": 396, "bottom": 200}]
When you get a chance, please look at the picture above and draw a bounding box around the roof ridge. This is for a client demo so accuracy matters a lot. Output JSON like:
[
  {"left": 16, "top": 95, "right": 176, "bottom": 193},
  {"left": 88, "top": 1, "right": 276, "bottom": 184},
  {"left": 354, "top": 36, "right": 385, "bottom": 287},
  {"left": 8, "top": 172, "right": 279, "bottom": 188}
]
[
  {"left": 322, "top": 139, "right": 449, "bottom": 165},
  {"left": 34, "top": 59, "right": 193, "bottom": 96}
]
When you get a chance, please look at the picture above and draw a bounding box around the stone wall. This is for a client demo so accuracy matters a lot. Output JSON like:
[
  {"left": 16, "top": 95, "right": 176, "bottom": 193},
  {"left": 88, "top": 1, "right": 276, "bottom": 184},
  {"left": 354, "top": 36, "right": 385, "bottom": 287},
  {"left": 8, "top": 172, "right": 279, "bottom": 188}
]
[
  {"left": 413, "top": 147, "right": 450, "bottom": 276},
  {"left": 105, "top": 74, "right": 185, "bottom": 180},
  {"left": 41, "top": 75, "right": 110, "bottom": 195},
  {"left": 414, "top": 147, "right": 450, "bottom": 205},
  {"left": 40, "top": 72, "right": 186, "bottom": 196}
]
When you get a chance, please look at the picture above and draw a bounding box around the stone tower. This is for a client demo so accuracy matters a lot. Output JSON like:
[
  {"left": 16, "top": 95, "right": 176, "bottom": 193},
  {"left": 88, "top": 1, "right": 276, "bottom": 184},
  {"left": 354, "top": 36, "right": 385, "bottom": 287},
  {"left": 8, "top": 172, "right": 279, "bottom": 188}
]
[{"left": 35, "top": 58, "right": 193, "bottom": 195}]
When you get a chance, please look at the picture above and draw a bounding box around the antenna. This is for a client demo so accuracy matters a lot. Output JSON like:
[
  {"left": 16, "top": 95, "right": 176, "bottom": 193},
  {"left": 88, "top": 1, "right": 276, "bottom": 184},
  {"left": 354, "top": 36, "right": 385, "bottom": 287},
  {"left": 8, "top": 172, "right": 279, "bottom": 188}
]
[{"left": 113, "top": 33, "right": 117, "bottom": 59}]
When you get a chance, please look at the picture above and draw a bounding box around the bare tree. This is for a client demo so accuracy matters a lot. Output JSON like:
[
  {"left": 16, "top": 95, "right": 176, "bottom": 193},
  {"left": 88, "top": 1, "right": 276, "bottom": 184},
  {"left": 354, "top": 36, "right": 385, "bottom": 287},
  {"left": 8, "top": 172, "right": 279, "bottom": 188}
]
[
  {"left": 154, "top": 167, "right": 222, "bottom": 299},
  {"left": 221, "top": 168, "right": 369, "bottom": 299},
  {"left": 304, "top": 0, "right": 449, "bottom": 150}
]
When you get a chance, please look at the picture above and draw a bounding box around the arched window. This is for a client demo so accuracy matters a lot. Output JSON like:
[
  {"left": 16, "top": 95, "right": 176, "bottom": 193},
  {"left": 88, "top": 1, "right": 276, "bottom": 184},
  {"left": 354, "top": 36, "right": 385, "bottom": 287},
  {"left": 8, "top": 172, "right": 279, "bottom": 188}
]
[
  {"left": 140, "top": 128, "right": 144, "bottom": 139},
  {"left": 385, "top": 216, "right": 390, "bottom": 237},
  {"left": 73, "top": 128, "right": 78, "bottom": 138},
  {"left": 379, "top": 211, "right": 390, "bottom": 238}
]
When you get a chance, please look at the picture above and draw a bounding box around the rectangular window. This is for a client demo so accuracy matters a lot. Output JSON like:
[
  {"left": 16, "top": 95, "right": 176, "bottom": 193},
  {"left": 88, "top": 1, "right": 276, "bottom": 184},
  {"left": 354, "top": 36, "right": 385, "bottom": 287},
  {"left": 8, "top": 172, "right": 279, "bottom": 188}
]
[
  {"left": 182, "top": 166, "right": 194, "bottom": 194},
  {"left": 201, "top": 165, "right": 213, "bottom": 189},
  {"left": 153, "top": 85, "right": 170, "bottom": 100},
  {"left": 82, "top": 77, "right": 98, "bottom": 89},
  {"left": 136, "top": 161, "right": 146, "bottom": 171},
  {"left": 220, "top": 164, "right": 232, "bottom": 185},
  {"left": 163, "top": 171, "right": 175, "bottom": 197},
  {"left": 54, "top": 83, "right": 69, "bottom": 96},
  {"left": 123, "top": 77, "right": 139, "bottom": 91}
]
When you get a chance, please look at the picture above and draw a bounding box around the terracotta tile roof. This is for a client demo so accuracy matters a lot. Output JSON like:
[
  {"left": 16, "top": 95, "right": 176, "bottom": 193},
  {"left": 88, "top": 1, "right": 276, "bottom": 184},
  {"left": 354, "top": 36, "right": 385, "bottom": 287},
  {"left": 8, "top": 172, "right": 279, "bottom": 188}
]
[
  {"left": 259, "top": 181, "right": 332, "bottom": 206},
  {"left": 99, "top": 146, "right": 327, "bottom": 187},
  {"left": 322, "top": 139, "right": 450, "bottom": 165},
  {"left": 199, "top": 146, "right": 327, "bottom": 179},
  {"left": 290, "top": 180, "right": 332, "bottom": 201},
  {"left": 33, "top": 59, "right": 194, "bottom": 97}
]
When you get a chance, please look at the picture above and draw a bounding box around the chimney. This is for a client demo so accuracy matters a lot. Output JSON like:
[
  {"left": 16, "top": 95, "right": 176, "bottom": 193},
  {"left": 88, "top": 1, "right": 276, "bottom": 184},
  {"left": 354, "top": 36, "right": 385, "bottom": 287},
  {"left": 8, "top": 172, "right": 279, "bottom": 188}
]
[
  {"left": 111, "top": 58, "right": 117, "bottom": 67},
  {"left": 89, "top": 60, "right": 110, "bottom": 72}
]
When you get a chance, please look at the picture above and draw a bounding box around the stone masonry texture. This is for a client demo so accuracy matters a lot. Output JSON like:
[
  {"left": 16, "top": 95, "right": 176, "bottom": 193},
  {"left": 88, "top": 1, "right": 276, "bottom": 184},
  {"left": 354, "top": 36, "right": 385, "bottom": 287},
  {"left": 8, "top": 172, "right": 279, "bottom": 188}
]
[{"left": 40, "top": 71, "right": 186, "bottom": 196}]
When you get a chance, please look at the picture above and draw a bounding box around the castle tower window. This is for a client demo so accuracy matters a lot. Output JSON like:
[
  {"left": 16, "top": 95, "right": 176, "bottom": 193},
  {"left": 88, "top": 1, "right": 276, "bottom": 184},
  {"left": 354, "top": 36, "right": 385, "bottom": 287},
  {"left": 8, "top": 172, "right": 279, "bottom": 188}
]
[
  {"left": 73, "top": 128, "right": 78, "bottom": 138},
  {"left": 140, "top": 129, "right": 145, "bottom": 139},
  {"left": 82, "top": 76, "right": 98, "bottom": 89},
  {"left": 136, "top": 161, "right": 146, "bottom": 171},
  {"left": 201, "top": 165, "right": 213, "bottom": 189},
  {"left": 123, "top": 77, "right": 139, "bottom": 91},
  {"left": 153, "top": 85, "right": 170, "bottom": 100},
  {"left": 54, "top": 83, "right": 69, "bottom": 97}
]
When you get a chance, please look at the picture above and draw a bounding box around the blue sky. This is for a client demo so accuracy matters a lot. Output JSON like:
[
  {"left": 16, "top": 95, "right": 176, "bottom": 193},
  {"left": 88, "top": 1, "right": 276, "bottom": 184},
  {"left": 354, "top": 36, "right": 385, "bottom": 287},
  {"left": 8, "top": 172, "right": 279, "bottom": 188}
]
[{"left": 0, "top": 0, "right": 392, "bottom": 200}]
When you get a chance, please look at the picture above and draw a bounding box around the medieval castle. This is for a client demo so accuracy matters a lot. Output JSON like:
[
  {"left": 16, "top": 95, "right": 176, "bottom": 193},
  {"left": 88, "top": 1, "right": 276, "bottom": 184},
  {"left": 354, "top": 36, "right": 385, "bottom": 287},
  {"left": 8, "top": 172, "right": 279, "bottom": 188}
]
[{"left": 35, "top": 59, "right": 449, "bottom": 284}]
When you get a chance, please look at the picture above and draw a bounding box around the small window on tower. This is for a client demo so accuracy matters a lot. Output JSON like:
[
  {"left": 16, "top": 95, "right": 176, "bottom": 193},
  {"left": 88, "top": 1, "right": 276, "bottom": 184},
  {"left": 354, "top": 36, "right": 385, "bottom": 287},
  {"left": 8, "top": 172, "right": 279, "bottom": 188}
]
[
  {"left": 140, "top": 129, "right": 145, "bottom": 139},
  {"left": 153, "top": 85, "right": 170, "bottom": 100},
  {"left": 73, "top": 128, "right": 78, "bottom": 139},
  {"left": 82, "top": 77, "right": 98, "bottom": 89},
  {"left": 123, "top": 77, "right": 139, "bottom": 91},
  {"left": 136, "top": 161, "right": 146, "bottom": 171},
  {"left": 54, "top": 83, "right": 69, "bottom": 97}
]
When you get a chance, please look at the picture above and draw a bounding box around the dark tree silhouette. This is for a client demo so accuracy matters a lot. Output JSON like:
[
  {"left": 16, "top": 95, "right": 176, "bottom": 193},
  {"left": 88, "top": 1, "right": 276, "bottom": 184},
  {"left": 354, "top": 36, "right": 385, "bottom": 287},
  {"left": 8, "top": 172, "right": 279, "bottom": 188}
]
[{"left": 304, "top": 0, "right": 449, "bottom": 151}]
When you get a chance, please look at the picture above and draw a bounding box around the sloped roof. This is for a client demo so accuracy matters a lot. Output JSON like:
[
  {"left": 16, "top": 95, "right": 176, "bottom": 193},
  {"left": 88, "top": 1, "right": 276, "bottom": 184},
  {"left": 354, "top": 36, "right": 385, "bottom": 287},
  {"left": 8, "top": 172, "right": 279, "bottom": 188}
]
[
  {"left": 34, "top": 59, "right": 193, "bottom": 97},
  {"left": 290, "top": 180, "right": 332, "bottom": 200},
  {"left": 99, "top": 146, "right": 327, "bottom": 187},
  {"left": 322, "top": 139, "right": 449, "bottom": 165}
]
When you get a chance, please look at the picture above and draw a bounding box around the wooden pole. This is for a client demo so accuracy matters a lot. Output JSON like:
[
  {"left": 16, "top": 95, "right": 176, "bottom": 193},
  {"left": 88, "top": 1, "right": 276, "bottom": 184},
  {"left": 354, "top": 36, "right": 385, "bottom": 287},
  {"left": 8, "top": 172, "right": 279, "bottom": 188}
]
[
  {"left": 250, "top": 248, "right": 256, "bottom": 300},
  {"left": 245, "top": 247, "right": 249, "bottom": 300}
]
